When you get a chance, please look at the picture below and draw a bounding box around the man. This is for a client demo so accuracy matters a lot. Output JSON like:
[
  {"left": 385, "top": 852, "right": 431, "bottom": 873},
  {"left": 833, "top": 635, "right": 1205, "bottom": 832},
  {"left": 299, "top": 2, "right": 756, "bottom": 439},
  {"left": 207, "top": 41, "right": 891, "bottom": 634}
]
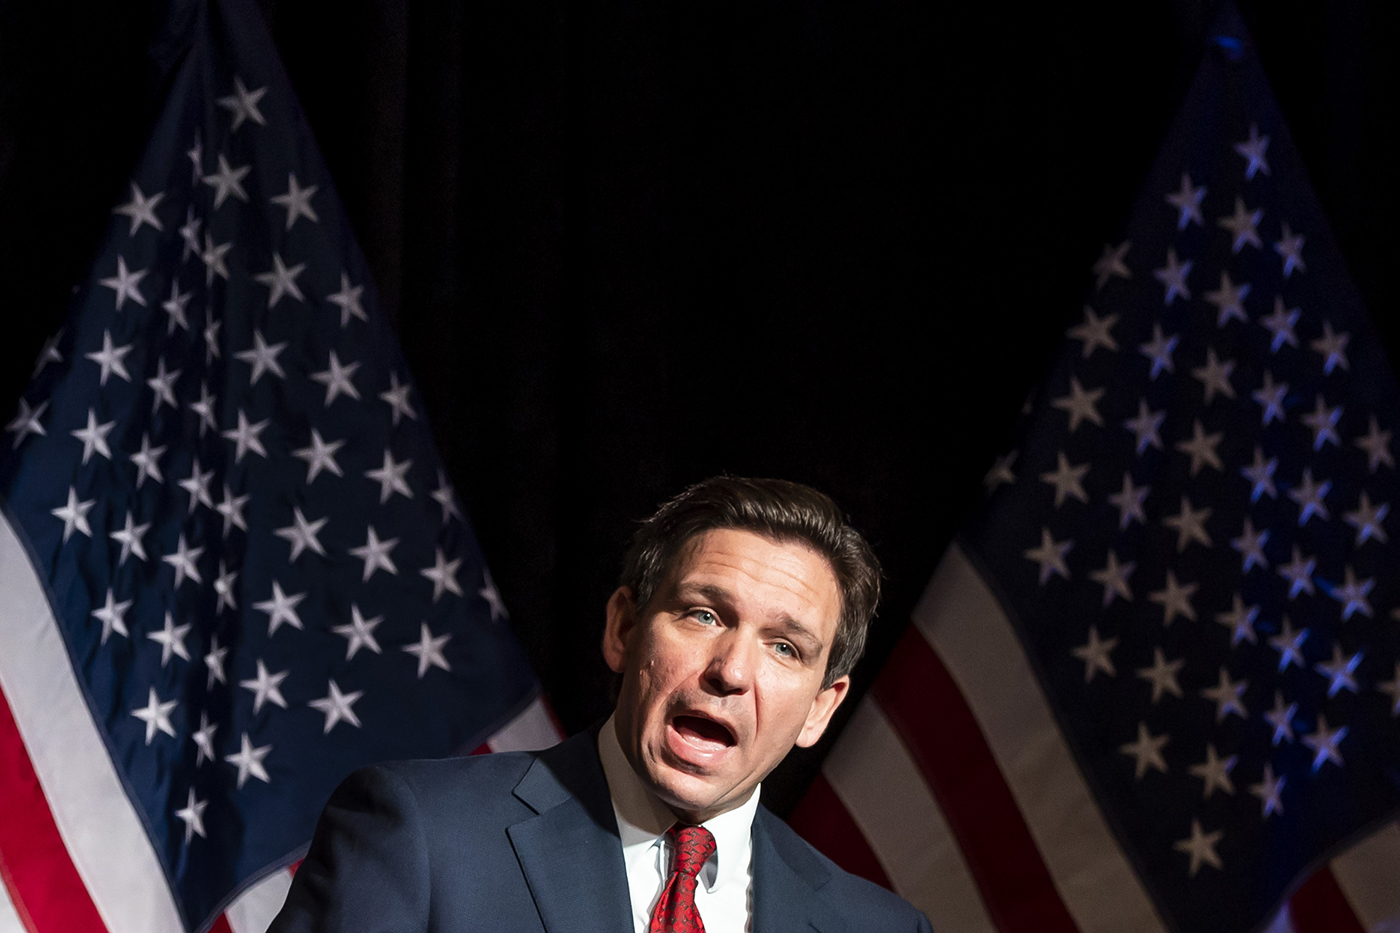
[{"left": 271, "top": 476, "right": 932, "bottom": 932}]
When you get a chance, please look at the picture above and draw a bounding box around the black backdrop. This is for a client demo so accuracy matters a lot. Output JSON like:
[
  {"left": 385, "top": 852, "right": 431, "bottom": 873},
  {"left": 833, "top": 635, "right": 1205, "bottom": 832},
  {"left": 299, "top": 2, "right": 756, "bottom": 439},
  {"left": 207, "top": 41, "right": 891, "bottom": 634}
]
[{"left": 0, "top": 0, "right": 1393, "bottom": 815}]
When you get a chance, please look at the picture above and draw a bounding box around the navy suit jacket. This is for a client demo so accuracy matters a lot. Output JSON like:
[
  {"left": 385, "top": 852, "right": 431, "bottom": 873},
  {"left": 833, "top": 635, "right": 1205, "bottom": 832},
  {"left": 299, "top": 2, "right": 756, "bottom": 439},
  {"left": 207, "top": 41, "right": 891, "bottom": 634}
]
[{"left": 269, "top": 726, "right": 932, "bottom": 932}]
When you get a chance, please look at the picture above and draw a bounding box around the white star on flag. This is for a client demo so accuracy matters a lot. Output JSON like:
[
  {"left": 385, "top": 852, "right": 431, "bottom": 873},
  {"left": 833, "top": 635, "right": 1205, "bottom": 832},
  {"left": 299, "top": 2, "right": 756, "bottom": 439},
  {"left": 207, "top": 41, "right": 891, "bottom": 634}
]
[
  {"left": 109, "top": 511, "right": 150, "bottom": 565},
  {"left": 1251, "top": 371, "right": 1288, "bottom": 425},
  {"left": 420, "top": 548, "right": 463, "bottom": 602},
  {"left": 51, "top": 486, "right": 96, "bottom": 542},
  {"left": 1067, "top": 306, "right": 1118, "bottom": 357},
  {"left": 1174, "top": 819, "right": 1224, "bottom": 877},
  {"left": 202, "top": 153, "right": 251, "bottom": 208},
  {"left": 349, "top": 526, "right": 399, "bottom": 581},
  {"left": 365, "top": 449, "right": 413, "bottom": 504},
  {"left": 333, "top": 604, "right": 384, "bottom": 660},
  {"left": 85, "top": 330, "right": 134, "bottom": 385},
  {"left": 175, "top": 788, "right": 208, "bottom": 843},
  {"left": 226, "top": 733, "right": 273, "bottom": 789},
  {"left": 253, "top": 581, "right": 306, "bottom": 637},
  {"left": 311, "top": 350, "right": 362, "bottom": 406},
  {"left": 6, "top": 398, "right": 47, "bottom": 448},
  {"left": 270, "top": 171, "right": 319, "bottom": 229},
  {"left": 1302, "top": 716, "right": 1347, "bottom": 773},
  {"left": 1148, "top": 570, "right": 1197, "bottom": 625},
  {"left": 147, "top": 611, "right": 193, "bottom": 666},
  {"left": 327, "top": 272, "right": 367, "bottom": 327},
  {"left": 1260, "top": 297, "right": 1301, "bottom": 352},
  {"left": 380, "top": 372, "right": 417, "bottom": 426},
  {"left": 162, "top": 532, "right": 204, "bottom": 588},
  {"left": 217, "top": 76, "right": 268, "bottom": 131},
  {"left": 1187, "top": 744, "right": 1237, "bottom": 799},
  {"left": 1136, "top": 648, "right": 1184, "bottom": 704},
  {"left": 1164, "top": 172, "right": 1206, "bottom": 229},
  {"left": 129, "top": 433, "right": 166, "bottom": 487},
  {"left": 99, "top": 255, "right": 149, "bottom": 310},
  {"left": 1071, "top": 626, "right": 1117, "bottom": 683},
  {"left": 254, "top": 253, "right": 307, "bottom": 308},
  {"left": 91, "top": 588, "right": 133, "bottom": 644},
  {"left": 112, "top": 182, "right": 165, "bottom": 235},
  {"left": 479, "top": 569, "right": 508, "bottom": 621},
  {"left": 1091, "top": 240, "right": 1131, "bottom": 290},
  {"left": 1024, "top": 528, "right": 1072, "bottom": 585},
  {"left": 1204, "top": 271, "right": 1250, "bottom": 327},
  {"left": 233, "top": 330, "right": 288, "bottom": 384},
  {"left": 1268, "top": 619, "right": 1309, "bottom": 673},
  {"left": 308, "top": 680, "right": 364, "bottom": 734},
  {"left": 1118, "top": 721, "right": 1169, "bottom": 779},
  {"left": 1233, "top": 123, "right": 1271, "bottom": 179},
  {"left": 131, "top": 687, "right": 178, "bottom": 745},
  {"left": 1217, "top": 196, "right": 1264, "bottom": 253},
  {"left": 293, "top": 428, "right": 345, "bottom": 483},
  {"left": 274, "top": 506, "right": 328, "bottom": 561},
  {"left": 1152, "top": 248, "right": 1192, "bottom": 304},
  {"left": 1200, "top": 666, "right": 1249, "bottom": 722},
  {"left": 403, "top": 623, "right": 453, "bottom": 678},
  {"left": 70, "top": 408, "right": 116, "bottom": 464},
  {"left": 239, "top": 659, "right": 290, "bottom": 714},
  {"left": 222, "top": 410, "right": 270, "bottom": 463},
  {"left": 147, "top": 357, "right": 181, "bottom": 411}
]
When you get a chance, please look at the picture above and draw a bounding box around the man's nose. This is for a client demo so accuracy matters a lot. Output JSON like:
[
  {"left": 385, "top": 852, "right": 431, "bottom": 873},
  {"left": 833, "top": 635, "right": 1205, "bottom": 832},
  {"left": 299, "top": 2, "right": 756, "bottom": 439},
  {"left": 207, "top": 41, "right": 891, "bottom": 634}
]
[{"left": 704, "top": 630, "right": 758, "bottom": 695}]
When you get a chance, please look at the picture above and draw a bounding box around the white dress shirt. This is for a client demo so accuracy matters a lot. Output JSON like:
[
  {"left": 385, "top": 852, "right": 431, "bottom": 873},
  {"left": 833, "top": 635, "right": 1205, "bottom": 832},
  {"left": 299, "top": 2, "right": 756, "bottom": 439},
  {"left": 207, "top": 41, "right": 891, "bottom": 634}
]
[{"left": 598, "top": 714, "right": 759, "bottom": 933}]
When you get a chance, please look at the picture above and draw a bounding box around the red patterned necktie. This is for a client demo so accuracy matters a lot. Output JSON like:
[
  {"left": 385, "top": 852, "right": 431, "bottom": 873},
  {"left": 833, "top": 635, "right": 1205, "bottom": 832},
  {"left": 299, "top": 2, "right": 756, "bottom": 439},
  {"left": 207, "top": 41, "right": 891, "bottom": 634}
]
[{"left": 648, "top": 825, "right": 716, "bottom": 933}]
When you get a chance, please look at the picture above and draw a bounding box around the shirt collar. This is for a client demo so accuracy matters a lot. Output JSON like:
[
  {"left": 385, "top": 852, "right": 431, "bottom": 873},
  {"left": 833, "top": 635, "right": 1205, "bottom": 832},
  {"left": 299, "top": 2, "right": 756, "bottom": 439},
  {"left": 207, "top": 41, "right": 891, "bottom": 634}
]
[{"left": 598, "top": 712, "right": 760, "bottom": 893}]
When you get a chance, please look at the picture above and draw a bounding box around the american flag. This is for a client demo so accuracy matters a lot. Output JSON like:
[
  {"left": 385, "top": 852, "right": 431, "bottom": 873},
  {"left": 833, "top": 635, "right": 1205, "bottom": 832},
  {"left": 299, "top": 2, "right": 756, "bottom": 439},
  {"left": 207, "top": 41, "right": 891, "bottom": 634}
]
[
  {"left": 0, "top": 2, "right": 558, "bottom": 932},
  {"left": 792, "top": 7, "right": 1400, "bottom": 933}
]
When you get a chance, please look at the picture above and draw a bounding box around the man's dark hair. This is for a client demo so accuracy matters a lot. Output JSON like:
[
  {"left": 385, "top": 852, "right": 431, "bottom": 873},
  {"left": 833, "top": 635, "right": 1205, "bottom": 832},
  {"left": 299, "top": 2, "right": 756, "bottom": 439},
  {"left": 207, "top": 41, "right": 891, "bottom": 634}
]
[{"left": 619, "top": 476, "right": 881, "bottom": 687}]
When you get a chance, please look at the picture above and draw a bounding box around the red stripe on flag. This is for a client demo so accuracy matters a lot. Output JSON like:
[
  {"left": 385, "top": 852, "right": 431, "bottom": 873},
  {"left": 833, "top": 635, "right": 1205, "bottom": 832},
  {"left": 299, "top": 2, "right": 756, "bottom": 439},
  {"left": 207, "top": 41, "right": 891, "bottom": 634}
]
[
  {"left": 0, "top": 679, "right": 109, "bottom": 933},
  {"left": 873, "top": 625, "right": 1080, "bottom": 933},
  {"left": 209, "top": 914, "right": 234, "bottom": 933},
  {"left": 1289, "top": 867, "right": 1366, "bottom": 933},
  {"left": 788, "top": 772, "right": 894, "bottom": 889}
]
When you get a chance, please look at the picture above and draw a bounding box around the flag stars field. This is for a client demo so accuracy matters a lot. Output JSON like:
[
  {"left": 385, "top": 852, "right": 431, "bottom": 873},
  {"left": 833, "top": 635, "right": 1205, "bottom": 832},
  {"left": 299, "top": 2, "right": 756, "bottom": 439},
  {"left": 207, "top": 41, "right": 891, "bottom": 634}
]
[{"left": 798, "top": 16, "right": 1400, "bottom": 929}]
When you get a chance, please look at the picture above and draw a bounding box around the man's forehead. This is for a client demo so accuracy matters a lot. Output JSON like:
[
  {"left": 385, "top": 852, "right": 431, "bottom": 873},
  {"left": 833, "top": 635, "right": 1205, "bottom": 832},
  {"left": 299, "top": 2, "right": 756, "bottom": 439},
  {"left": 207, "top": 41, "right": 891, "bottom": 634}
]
[{"left": 667, "top": 529, "right": 841, "bottom": 623}]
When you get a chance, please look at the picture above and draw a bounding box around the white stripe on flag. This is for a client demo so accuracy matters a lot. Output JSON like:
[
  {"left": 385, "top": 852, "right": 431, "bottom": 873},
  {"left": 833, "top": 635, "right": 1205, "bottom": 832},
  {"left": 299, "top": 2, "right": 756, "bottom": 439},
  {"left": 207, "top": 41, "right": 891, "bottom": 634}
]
[
  {"left": 486, "top": 695, "right": 561, "bottom": 752},
  {"left": 0, "top": 880, "right": 25, "bottom": 933},
  {"left": 1331, "top": 820, "right": 1400, "bottom": 932},
  {"left": 0, "top": 512, "right": 184, "bottom": 933},
  {"left": 914, "top": 542, "right": 1168, "bottom": 933},
  {"left": 224, "top": 869, "right": 294, "bottom": 933},
  {"left": 823, "top": 697, "right": 995, "bottom": 933}
]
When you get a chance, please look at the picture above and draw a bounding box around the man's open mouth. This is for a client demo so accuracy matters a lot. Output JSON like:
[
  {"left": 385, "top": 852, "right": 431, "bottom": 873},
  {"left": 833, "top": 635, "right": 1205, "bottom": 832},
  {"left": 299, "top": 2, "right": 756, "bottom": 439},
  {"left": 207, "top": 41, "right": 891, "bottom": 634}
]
[{"left": 671, "top": 714, "right": 737, "bottom": 748}]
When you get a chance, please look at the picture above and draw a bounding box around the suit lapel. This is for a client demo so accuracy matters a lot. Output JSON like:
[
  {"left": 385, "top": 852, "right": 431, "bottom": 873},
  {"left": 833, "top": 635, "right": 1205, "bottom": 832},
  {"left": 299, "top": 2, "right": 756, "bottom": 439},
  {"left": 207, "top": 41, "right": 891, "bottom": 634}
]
[
  {"left": 751, "top": 809, "right": 846, "bottom": 933},
  {"left": 506, "top": 729, "right": 633, "bottom": 933}
]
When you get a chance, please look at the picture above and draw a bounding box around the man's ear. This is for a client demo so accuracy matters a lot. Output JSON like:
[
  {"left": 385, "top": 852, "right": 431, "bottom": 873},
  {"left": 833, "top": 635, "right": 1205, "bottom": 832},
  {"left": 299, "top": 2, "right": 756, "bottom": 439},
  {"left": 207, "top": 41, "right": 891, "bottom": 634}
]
[
  {"left": 602, "top": 586, "right": 638, "bottom": 674},
  {"left": 794, "top": 675, "right": 850, "bottom": 749}
]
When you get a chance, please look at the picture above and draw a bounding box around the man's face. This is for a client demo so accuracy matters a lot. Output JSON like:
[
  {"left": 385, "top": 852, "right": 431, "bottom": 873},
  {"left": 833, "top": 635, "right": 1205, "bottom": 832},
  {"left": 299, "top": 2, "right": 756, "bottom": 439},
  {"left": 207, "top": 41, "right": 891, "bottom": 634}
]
[{"left": 603, "top": 528, "right": 850, "bottom": 823}]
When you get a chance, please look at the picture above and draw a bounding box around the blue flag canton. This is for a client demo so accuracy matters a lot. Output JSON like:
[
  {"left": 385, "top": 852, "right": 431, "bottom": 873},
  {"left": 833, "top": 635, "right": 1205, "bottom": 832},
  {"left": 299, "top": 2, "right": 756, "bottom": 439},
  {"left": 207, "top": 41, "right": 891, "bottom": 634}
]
[
  {"left": 0, "top": 2, "right": 536, "bottom": 928},
  {"left": 965, "top": 20, "right": 1400, "bottom": 933}
]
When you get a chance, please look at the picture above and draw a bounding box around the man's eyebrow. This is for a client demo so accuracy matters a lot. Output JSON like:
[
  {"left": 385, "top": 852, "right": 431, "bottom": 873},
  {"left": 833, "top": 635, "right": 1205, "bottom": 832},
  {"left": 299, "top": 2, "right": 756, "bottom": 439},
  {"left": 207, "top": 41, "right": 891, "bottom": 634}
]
[
  {"left": 674, "top": 582, "right": 733, "bottom": 604},
  {"left": 771, "top": 614, "right": 823, "bottom": 653}
]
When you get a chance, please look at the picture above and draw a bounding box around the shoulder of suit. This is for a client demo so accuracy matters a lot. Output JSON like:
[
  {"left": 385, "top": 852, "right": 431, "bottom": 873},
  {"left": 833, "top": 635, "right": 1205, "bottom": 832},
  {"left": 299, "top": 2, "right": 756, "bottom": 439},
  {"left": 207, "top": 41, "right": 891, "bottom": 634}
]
[
  {"left": 756, "top": 806, "right": 927, "bottom": 924},
  {"left": 352, "top": 750, "right": 540, "bottom": 809}
]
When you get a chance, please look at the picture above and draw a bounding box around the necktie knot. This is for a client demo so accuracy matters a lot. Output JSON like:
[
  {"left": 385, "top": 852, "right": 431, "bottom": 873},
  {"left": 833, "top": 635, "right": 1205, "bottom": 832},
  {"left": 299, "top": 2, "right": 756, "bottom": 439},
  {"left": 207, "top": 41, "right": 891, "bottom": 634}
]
[{"left": 668, "top": 825, "right": 716, "bottom": 880}]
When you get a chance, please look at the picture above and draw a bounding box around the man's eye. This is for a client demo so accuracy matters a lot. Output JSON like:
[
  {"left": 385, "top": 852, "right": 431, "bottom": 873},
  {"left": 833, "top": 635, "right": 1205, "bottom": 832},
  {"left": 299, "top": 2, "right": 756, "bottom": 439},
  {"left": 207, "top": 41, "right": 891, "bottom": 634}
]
[
  {"left": 692, "top": 609, "right": 718, "bottom": 625},
  {"left": 773, "top": 642, "right": 796, "bottom": 658}
]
